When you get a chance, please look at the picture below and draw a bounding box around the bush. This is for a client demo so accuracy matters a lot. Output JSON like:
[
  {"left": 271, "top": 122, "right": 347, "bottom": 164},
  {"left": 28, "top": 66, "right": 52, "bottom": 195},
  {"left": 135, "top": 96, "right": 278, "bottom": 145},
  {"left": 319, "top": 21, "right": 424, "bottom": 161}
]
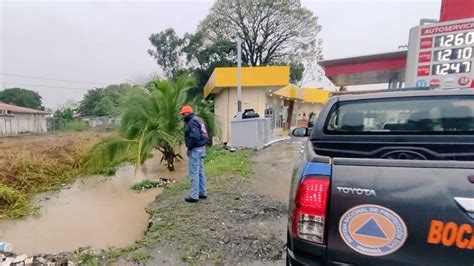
[
  {"left": 0, "top": 184, "right": 29, "bottom": 218},
  {"left": 63, "top": 120, "right": 89, "bottom": 132}
]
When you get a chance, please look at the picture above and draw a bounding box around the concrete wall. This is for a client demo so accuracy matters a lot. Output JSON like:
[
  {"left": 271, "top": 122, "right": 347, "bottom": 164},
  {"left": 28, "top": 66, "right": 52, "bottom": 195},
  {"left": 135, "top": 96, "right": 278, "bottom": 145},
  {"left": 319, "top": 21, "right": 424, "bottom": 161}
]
[
  {"left": 214, "top": 87, "right": 270, "bottom": 143},
  {"left": 81, "top": 116, "right": 121, "bottom": 128},
  {"left": 0, "top": 113, "right": 48, "bottom": 136}
]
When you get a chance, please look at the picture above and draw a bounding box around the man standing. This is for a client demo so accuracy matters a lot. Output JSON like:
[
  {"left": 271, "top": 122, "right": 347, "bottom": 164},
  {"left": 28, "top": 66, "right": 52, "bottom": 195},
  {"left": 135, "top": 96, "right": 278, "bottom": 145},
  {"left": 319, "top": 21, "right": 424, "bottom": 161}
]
[{"left": 180, "top": 105, "right": 209, "bottom": 203}]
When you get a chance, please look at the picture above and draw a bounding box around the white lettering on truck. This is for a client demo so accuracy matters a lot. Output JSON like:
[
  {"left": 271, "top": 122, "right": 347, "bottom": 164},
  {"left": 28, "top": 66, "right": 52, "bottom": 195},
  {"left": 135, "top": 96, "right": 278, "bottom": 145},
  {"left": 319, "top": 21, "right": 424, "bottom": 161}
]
[{"left": 336, "top": 187, "right": 377, "bottom": 197}]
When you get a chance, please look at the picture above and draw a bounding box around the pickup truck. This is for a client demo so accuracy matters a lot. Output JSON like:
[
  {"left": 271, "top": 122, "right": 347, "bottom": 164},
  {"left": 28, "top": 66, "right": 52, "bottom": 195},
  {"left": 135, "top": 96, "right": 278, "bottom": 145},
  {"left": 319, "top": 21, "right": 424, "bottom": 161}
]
[{"left": 287, "top": 88, "right": 474, "bottom": 265}]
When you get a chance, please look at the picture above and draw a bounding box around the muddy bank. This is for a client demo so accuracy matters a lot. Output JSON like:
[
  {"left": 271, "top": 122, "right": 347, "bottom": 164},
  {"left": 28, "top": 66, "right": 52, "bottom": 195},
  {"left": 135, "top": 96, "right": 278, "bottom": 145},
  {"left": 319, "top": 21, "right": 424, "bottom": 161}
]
[
  {"left": 135, "top": 141, "right": 301, "bottom": 265},
  {"left": 143, "top": 179, "right": 288, "bottom": 265}
]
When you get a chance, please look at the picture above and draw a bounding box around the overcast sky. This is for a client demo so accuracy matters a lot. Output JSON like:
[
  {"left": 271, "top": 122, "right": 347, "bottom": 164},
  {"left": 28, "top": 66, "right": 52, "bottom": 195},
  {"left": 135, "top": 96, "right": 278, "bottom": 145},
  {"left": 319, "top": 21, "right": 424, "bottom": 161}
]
[{"left": 0, "top": 0, "right": 441, "bottom": 108}]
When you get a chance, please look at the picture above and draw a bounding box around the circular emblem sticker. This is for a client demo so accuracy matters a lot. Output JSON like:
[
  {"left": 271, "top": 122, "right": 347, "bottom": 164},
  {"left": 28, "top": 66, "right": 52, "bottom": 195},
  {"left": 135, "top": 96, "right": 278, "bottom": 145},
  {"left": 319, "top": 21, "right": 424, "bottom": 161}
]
[
  {"left": 430, "top": 79, "right": 441, "bottom": 88},
  {"left": 416, "top": 79, "right": 427, "bottom": 88},
  {"left": 339, "top": 205, "right": 408, "bottom": 257},
  {"left": 458, "top": 76, "right": 470, "bottom": 86}
]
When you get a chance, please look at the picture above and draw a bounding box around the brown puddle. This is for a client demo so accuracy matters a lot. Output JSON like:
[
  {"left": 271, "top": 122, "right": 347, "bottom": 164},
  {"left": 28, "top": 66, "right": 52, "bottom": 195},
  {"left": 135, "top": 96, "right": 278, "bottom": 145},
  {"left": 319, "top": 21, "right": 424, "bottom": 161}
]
[{"left": 0, "top": 157, "right": 187, "bottom": 254}]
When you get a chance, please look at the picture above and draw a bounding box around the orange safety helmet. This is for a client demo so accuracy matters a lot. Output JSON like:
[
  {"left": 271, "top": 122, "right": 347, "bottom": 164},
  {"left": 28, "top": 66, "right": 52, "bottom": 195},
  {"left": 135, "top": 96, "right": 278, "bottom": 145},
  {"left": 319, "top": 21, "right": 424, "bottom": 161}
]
[{"left": 179, "top": 105, "right": 193, "bottom": 114}]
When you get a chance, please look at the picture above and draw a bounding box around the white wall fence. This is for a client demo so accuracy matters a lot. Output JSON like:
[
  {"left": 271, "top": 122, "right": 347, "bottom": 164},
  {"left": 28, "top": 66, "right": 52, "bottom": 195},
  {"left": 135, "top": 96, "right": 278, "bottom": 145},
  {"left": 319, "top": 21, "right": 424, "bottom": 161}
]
[
  {"left": 0, "top": 114, "right": 48, "bottom": 136},
  {"left": 80, "top": 116, "right": 121, "bottom": 128}
]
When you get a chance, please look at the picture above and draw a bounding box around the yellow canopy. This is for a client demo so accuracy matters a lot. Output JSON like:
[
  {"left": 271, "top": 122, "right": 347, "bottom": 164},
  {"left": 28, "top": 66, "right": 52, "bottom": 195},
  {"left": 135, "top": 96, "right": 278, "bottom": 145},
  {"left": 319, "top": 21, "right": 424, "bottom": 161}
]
[
  {"left": 274, "top": 85, "right": 331, "bottom": 104},
  {"left": 303, "top": 87, "right": 331, "bottom": 104},
  {"left": 203, "top": 66, "right": 290, "bottom": 98},
  {"left": 273, "top": 84, "right": 304, "bottom": 100}
]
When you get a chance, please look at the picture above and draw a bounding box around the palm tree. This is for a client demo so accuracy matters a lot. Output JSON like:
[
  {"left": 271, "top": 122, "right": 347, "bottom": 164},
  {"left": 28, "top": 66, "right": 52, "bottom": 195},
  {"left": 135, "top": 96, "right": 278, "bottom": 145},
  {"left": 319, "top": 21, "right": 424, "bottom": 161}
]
[{"left": 86, "top": 74, "right": 218, "bottom": 172}]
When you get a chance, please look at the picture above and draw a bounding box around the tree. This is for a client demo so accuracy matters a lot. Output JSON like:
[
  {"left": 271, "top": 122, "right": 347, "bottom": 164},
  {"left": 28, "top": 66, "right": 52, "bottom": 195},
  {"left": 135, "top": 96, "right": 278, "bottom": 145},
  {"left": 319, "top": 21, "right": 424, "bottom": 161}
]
[
  {"left": 77, "top": 83, "right": 137, "bottom": 117},
  {"left": 54, "top": 108, "right": 74, "bottom": 121},
  {"left": 0, "top": 88, "right": 44, "bottom": 110},
  {"left": 148, "top": 28, "right": 185, "bottom": 78},
  {"left": 86, "top": 74, "right": 218, "bottom": 172},
  {"left": 147, "top": 0, "right": 323, "bottom": 94},
  {"left": 53, "top": 107, "right": 74, "bottom": 130},
  {"left": 197, "top": 0, "right": 322, "bottom": 67},
  {"left": 290, "top": 62, "right": 305, "bottom": 84}
]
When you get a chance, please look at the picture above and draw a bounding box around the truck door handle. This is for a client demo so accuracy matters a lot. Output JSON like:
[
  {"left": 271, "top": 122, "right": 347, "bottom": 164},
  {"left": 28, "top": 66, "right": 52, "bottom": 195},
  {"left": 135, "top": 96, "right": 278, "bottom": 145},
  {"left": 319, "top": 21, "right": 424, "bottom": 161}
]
[{"left": 454, "top": 197, "right": 474, "bottom": 218}]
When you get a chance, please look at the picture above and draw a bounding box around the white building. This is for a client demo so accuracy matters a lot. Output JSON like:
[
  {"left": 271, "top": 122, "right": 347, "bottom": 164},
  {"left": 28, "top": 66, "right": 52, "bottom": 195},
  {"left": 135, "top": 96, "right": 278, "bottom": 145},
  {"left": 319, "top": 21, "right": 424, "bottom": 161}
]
[{"left": 0, "top": 102, "right": 49, "bottom": 136}]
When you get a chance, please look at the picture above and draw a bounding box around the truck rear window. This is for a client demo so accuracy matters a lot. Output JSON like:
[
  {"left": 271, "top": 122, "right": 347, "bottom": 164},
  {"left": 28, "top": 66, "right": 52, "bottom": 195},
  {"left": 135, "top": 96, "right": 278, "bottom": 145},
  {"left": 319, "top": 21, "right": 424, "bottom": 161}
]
[{"left": 325, "top": 96, "right": 474, "bottom": 134}]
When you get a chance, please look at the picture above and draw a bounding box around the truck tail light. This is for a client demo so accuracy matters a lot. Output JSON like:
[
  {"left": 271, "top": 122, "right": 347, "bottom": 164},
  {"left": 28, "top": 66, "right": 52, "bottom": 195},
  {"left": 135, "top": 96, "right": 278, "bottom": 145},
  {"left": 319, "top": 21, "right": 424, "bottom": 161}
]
[{"left": 292, "top": 175, "right": 330, "bottom": 244}]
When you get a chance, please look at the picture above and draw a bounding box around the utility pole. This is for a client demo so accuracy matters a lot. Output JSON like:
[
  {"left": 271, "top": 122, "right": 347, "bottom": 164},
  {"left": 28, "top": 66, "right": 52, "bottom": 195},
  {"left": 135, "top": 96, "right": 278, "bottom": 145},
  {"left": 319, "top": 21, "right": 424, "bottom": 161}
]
[{"left": 237, "top": 38, "right": 242, "bottom": 113}]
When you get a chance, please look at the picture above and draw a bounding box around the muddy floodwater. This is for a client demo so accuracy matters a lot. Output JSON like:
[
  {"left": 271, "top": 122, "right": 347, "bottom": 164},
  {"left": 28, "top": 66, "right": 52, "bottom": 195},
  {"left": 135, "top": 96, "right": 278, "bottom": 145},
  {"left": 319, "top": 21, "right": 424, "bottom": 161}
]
[{"left": 0, "top": 158, "right": 187, "bottom": 254}]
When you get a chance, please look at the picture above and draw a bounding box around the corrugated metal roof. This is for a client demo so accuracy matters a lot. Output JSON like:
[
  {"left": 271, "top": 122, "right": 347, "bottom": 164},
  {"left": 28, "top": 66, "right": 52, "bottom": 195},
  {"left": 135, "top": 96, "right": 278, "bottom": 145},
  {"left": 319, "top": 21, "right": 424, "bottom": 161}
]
[{"left": 0, "top": 102, "right": 50, "bottom": 114}]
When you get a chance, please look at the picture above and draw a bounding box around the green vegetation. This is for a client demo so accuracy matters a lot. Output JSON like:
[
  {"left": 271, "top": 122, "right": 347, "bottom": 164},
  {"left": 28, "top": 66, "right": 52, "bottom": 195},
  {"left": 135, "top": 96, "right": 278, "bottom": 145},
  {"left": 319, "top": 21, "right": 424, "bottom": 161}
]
[
  {"left": 0, "top": 88, "right": 44, "bottom": 110},
  {"left": 77, "top": 83, "right": 139, "bottom": 117},
  {"left": 72, "top": 250, "right": 100, "bottom": 266},
  {"left": 0, "top": 184, "right": 28, "bottom": 218},
  {"left": 72, "top": 242, "right": 142, "bottom": 265},
  {"left": 62, "top": 120, "right": 89, "bottom": 132},
  {"left": 52, "top": 108, "right": 88, "bottom": 132},
  {"left": 130, "top": 251, "right": 152, "bottom": 263},
  {"left": 159, "top": 146, "right": 254, "bottom": 198},
  {"left": 148, "top": 0, "right": 322, "bottom": 98},
  {"left": 54, "top": 108, "right": 74, "bottom": 121},
  {"left": 131, "top": 180, "right": 161, "bottom": 191},
  {"left": 0, "top": 133, "right": 133, "bottom": 218},
  {"left": 86, "top": 75, "right": 218, "bottom": 172},
  {"left": 83, "top": 135, "right": 138, "bottom": 177},
  {"left": 204, "top": 146, "right": 254, "bottom": 179}
]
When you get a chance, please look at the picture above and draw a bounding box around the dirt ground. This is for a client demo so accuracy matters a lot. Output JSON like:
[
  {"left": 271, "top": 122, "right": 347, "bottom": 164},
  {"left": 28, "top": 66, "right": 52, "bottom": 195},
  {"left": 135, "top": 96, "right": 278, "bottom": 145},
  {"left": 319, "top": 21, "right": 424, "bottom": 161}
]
[{"left": 139, "top": 139, "right": 303, "bottom": 265}]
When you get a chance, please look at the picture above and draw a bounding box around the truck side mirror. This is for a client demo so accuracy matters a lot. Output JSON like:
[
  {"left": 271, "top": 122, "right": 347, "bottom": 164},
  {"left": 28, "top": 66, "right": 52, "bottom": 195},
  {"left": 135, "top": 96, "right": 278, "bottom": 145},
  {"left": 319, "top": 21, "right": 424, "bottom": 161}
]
[{"left": 292, "top": 127, "right": 309, "bottom": 137}]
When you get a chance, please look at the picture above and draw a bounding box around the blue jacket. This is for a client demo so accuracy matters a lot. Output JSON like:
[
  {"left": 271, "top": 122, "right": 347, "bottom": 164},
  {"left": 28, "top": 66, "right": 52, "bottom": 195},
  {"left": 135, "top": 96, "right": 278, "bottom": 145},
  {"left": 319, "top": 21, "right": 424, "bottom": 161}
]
[{"left": 184, "top": 113, "right": 209, "bottom": 149}]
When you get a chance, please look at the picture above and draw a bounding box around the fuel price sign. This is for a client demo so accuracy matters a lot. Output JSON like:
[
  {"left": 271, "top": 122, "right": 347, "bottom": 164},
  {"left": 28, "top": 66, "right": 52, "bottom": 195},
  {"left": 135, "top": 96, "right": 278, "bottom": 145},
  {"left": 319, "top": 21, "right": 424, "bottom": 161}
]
[{"left": 406, "top": 18, "right": 474, "bottom": 89}]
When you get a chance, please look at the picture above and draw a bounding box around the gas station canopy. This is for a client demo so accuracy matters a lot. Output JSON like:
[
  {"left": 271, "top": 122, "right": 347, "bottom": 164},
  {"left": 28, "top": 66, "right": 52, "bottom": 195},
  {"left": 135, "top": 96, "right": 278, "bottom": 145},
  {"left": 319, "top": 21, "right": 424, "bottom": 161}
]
[
  {"left": 318, "top": 0, "right": 474, "bottom": 88},
  {"left": 273, "top": 84, "right": 331, "bottom": 104},
  {"left": 319, "top": 51, "right": 407, "bottom": 87}
]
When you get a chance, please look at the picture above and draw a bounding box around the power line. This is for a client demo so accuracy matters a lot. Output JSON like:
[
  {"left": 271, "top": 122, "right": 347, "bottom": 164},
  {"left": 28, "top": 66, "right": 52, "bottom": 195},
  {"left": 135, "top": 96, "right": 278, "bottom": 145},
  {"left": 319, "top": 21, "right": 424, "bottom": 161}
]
[
  {"left": 0, "top": 73, "right": 110, "bottom": 85},
  {"left": 1, "top": 82, "right": 89, "bottom": 91}
]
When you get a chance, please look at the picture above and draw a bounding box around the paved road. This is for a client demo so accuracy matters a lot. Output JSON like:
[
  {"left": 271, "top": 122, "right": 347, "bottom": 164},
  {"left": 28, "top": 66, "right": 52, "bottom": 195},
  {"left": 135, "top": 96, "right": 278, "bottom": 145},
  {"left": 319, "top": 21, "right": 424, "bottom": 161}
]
[
  {"left": 251, "top": 139, "right": 304, "bottom": 203},
  {"left": 247, "top": 139, "right": 304, "bottom": 266}
]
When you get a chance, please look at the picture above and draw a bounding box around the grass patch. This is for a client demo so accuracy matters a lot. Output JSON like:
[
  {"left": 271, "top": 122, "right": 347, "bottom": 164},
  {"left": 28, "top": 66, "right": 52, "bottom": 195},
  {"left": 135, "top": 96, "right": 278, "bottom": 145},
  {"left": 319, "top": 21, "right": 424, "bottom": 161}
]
[
  {"left": 130, "top": 251, "right": 152, "bottom": 263},
  {"left": 162, "top": 179, "right": 190, "bottom": 195},
  {"left": 131, "top": 180, "right": 159, "bottom": 191},
  {"left": 62, "top": 120, "right": 89, "bottom": 132},
  {"left": 160, "top": 146, "right": 254, "bottom": 196},
  {"left": 0, "top": 132, "right": 139, "bottom": 218},
  {"left": 102, "top": 243, "right": 140, "bottom": 263},
  {"left": 205, "top": 146, "right": 255, "bottom": 179},
  {"left": 0, "top": 184, "right": 29, "bottom": 218},
  {"left": 71, "top": 243, "right": 141, "bottom": 265},
  {"left": 72, "top": 250, "right": 100, "bottom": 266},
  {"left": 0, "top": 133, "right": 107, "bottom": 218}
]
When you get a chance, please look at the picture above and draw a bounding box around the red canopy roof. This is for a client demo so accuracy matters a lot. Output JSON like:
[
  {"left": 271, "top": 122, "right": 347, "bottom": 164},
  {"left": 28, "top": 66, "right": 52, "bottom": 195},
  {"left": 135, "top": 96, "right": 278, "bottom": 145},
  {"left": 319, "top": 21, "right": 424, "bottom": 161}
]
[{"left": 319, "top": 51, "right": 407, "bottom": 86}]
